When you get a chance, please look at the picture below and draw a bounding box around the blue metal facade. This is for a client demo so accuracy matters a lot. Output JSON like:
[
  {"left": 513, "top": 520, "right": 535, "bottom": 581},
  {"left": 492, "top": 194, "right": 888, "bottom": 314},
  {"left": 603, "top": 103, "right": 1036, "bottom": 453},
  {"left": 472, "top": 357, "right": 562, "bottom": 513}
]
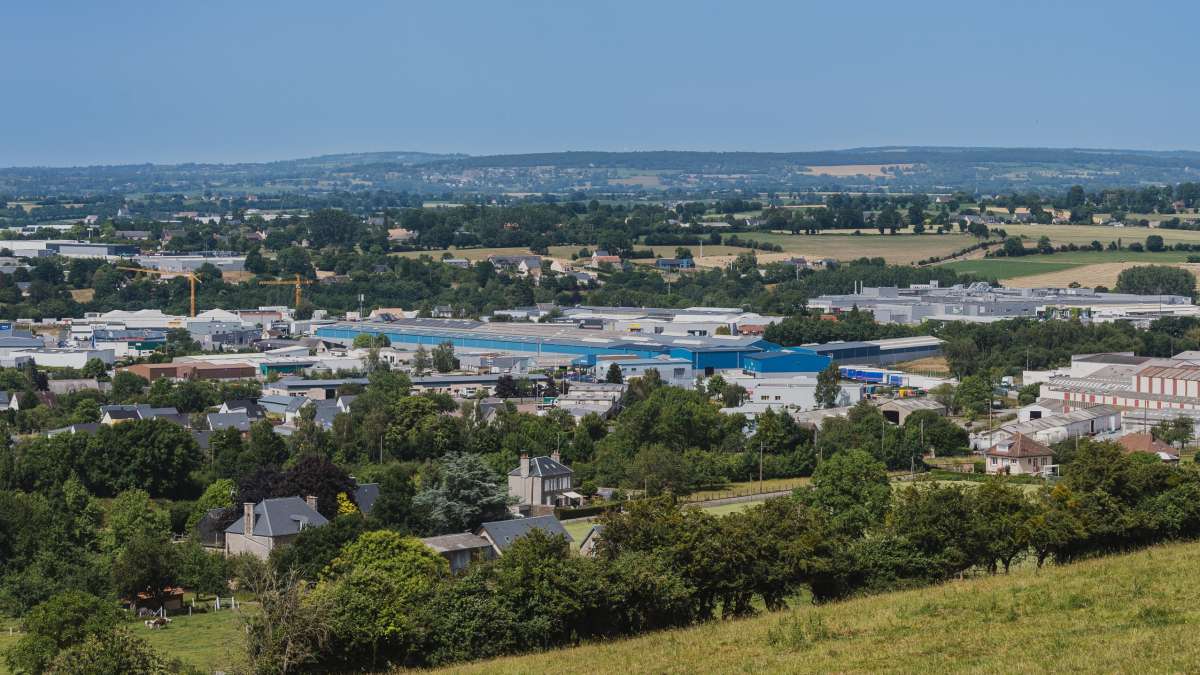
[
  {"left": 741, "top": 349, "right": 831, "bottom": 375},
  {"left": 315, "top": 325, "right": 778, "bottom": 369}
]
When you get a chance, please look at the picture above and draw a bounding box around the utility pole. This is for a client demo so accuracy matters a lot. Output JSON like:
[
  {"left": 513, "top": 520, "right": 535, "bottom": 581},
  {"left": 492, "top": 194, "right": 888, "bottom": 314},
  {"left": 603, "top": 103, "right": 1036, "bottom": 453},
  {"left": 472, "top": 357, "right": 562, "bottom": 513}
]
[{"left": 758, "top": 439, "right": 764, "bottom": 493}]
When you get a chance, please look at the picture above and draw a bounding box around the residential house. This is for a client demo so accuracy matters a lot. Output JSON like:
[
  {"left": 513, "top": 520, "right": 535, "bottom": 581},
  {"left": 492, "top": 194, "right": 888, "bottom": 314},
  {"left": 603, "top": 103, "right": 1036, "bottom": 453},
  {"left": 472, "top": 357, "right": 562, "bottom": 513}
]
[
  {"left": 99, "top": 404, "right": 188, "bottom": 427},
  {"left": 207, "top": 411, "right": 252, "bottom": 433},
  {"left": 476, "top": 515, "right": 573, "bottom": 556},
  {"left": 507, "top": 452, "right": 579, "bottom": 508},
  {"left": 655, "top": 258, "right": 694, "bottom": 271},
  {"left": 387, "top": 228, "right": 417, "bottom": 244},
  {"left": 353, "top": 482, "right": 380, "bottom": 515},
  {"left": 219, "top": 399, "right": 266, "bottom": 419},
  {"left": 419, "top": 533, "right": 494, "bottom": 573},
  {"left": 588, "top": 252, "right": 622, "bottom": 268},
  {"left": 985, "top": 434, "right": 1054, "bottom": 475},
  {"left": 579, "top": 524, "right": 605, "bottom": 557},
  {"left": 1117, "top": 432, "right": 1180, "bottom": 463},
  {"left": 224, "top": 496, "right": 328, "bottom": 560},
  {"left": 0, "top": 391, "right": 19, "bottom": 411}
]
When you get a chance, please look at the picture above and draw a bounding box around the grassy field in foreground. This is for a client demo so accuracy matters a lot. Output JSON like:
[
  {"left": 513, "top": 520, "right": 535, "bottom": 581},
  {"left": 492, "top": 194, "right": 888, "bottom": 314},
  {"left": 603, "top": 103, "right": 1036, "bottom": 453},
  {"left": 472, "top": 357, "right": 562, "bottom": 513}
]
[
  {"left": 0, "top": 607, "right": 245, "bottom": 675},
  {"left": 439, "top": 539, "right": 1200, "bottom": 674}
]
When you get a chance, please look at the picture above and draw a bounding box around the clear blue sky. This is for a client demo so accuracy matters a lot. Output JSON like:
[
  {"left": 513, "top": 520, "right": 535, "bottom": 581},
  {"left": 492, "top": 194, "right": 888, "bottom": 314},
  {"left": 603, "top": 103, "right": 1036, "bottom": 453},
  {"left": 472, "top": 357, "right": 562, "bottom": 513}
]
[{"left": 3, "top": 0, "right": 1198, "bottom": 166}]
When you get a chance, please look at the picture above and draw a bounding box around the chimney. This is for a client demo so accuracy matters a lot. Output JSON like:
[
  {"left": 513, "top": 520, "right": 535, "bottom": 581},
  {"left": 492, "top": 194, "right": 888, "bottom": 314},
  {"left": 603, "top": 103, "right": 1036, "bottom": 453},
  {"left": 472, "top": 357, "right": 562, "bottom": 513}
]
[
  {"left": 551, "top": 450, "right": 561, "bottom": 463},
  {"left": 243, "top": 502, "right": 255, "bottom": 535},
  {"left": 305, "top": 495, "right": 318, "bottom": 511},
  {"left": 519, "top": 453, "right": 529, "bottom": 477}
]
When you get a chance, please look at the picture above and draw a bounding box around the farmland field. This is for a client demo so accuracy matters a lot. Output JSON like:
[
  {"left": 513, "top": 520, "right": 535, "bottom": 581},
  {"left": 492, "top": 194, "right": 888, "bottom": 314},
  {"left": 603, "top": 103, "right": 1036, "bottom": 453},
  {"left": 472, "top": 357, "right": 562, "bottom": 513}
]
[{"left": 440, "top": 539, "right": 1200, "bottom": 674}]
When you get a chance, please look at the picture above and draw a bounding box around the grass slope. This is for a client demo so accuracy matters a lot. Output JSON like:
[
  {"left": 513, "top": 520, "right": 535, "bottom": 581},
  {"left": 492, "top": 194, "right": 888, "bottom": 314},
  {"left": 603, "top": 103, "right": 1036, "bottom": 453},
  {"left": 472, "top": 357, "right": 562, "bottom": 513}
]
[{"left": 438, "top": 539, "right": 1200, "bottom": 674}]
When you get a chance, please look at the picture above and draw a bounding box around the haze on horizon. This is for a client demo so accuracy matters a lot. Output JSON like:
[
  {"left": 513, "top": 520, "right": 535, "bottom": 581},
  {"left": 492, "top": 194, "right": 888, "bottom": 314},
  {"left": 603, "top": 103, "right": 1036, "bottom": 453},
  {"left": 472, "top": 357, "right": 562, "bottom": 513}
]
[{"left": 3, "top": 0, "right": 1197, "bottom": 167}]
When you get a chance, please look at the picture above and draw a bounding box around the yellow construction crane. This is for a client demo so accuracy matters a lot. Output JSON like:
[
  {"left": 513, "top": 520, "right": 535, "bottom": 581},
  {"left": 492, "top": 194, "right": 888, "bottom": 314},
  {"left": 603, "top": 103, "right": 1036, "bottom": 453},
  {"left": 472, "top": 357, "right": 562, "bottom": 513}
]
[
  {"left": 116, "top": 266, "right": 201, "bottom": 317},
  {"left": 260, "top": 274, "right": 314, "bottom": 308}
]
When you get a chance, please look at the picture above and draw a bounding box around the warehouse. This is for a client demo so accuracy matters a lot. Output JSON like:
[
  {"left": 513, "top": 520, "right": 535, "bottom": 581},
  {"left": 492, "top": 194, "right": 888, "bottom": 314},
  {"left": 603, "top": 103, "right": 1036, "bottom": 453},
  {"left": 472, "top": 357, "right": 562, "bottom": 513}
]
[
  {"left": 806, "top": 336, "right": 943, "bottom": 366},
  {"left": 315, "top": 319, "right": 784, "bottom": 375}
]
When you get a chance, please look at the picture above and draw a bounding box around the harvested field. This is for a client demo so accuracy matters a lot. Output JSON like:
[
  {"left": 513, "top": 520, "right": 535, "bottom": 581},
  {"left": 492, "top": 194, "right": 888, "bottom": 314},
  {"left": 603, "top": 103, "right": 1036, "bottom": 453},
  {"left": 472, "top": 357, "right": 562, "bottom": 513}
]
[
  {"left": 802, "top": 163, "right": 913, "bottom": 177},
  {"left": 1002, "top": 262, "right": 1200, "bottom": 289}
]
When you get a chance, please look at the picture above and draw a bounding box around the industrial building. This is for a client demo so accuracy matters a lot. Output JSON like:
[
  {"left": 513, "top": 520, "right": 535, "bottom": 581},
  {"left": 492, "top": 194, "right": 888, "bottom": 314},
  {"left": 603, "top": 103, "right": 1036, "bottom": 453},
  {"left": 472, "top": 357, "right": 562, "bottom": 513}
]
[
  {"left": 810, "top": 282, "right": 1198, "bottom": 327},
  {"left": 315, "top": 318, "right": 802, "bottom": 375}
]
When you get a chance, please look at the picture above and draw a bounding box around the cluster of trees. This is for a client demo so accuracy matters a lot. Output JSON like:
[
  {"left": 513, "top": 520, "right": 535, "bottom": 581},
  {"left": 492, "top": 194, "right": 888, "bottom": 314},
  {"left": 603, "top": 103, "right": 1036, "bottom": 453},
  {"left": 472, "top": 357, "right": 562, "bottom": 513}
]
[{"left": 231, "top": 435, "right": 1200, "bottom": 672}]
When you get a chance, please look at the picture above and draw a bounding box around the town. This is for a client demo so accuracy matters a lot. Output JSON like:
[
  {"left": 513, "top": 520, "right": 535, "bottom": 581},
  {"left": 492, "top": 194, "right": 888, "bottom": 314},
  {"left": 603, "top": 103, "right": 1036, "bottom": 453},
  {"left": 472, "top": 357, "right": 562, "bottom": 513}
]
[{"left": 6, "top": 2, "right": 1200, "bottom": 672}]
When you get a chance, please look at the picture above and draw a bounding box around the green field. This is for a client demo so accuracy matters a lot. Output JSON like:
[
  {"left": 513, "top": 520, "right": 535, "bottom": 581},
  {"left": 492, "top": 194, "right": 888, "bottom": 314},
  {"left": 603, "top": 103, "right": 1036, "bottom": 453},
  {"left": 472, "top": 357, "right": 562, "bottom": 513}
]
[
  {"left": 0, "top": 608, "right": 245, "bottom": 674},
  {"left": 942, "top": 250, "right": 1200, "bottom": 280},
  {"left": 942, "top": 258, "right": 1082, "bottom": 279},
  {"left": 441, "top": 539, "right": 1200, "bottom": 674}
]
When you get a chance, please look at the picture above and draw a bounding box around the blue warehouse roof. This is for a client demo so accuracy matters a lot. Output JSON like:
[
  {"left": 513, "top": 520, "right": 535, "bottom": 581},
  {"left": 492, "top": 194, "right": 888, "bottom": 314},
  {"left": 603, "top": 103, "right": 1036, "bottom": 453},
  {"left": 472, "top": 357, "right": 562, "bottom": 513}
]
[{"left": 315, "top": 319, "right": 780, "bottom": 364}]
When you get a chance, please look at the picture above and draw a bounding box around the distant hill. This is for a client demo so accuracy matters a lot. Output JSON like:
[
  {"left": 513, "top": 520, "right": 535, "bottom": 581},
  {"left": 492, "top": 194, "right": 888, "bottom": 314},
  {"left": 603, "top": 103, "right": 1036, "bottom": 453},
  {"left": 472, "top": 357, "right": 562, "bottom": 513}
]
[
  {"left": 2, "top": 146, "right": 1198, "bottom": 195},
  {"left": 439, "top": 539, "right": 1200, "bottom": 674}
]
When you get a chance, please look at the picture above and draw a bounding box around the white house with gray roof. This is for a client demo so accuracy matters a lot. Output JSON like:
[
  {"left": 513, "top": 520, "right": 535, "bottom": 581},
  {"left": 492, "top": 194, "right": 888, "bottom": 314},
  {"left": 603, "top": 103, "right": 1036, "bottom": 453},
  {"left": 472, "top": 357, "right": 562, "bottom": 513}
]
[{"left": 224, "top": 496, "right": 328, "bottom": 560}]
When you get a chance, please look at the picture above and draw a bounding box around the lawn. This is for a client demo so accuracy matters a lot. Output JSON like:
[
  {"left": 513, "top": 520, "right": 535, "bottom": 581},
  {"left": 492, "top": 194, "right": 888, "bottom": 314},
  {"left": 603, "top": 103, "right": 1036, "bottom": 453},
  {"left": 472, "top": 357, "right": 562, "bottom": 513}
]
[
  {"left": 941, "top": 249, "right": 1200, "bottom": 284},
  {"left": 439, "top": 538, "right": 1200, "bottom": 674}
]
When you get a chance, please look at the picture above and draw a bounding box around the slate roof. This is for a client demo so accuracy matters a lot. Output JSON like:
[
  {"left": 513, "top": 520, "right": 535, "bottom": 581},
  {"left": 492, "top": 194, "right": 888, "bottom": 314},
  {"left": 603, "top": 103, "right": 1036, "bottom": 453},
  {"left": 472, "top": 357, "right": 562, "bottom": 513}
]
[
  {"left": 420, "top": 532, "right": 492, "bottom": 553},
  {"left": 259, "top": 395, "right": 306, "bottom": 414},
  {"left": 221, "top": 399, "right": 265, "bottom": 418},
  {"left": 478, "top": 515, "right": 572, "bottom": 553},
  {"left": 224, "top": 497, "right": 328, "bottom": 537},
  {"left": 354, "top": 483, "right": 380, "bottom": 515},
  {"left": 508, "top": 455, "right": 573, "bottom": 478},
  {"left": 207, "top": 411, "right": 251, "bottom": 432}
]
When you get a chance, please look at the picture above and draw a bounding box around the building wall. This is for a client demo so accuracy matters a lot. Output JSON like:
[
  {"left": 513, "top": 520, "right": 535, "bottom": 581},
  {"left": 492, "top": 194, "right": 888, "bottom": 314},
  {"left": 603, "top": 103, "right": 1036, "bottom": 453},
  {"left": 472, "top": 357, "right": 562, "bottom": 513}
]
[{"left": 986, "top": 454, "right": 1050, "bottom": 475}]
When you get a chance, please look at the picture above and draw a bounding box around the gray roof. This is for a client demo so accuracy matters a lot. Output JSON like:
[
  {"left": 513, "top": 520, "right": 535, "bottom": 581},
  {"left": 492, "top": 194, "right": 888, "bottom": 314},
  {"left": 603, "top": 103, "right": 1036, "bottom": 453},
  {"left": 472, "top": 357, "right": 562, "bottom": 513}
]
[
  {"left": 508, "top": 455, "right": 573, "bottom": 478},
  {"left": 420, "top": 532, "right": 492, "bottom": 553},
  {"left": 46, "top": 422, "right": 102, "bottom": 436},
  {"left": 0, "top": 336, "right": 45, "bottom": 349},
  {"left": 208, "top": 411, "right": 251, "bottom": 432},
  {"left": 259, "top": 395, "right": 306, "bottom": 413},
  {"left": 224, "top": 497, "right": 329, "bottom": 537},
  {"left": 478, "top": 515, "right": 572, "bottom": 552},
  {"left": 354, "top": 483, "right": 380, "bottom": 515}
]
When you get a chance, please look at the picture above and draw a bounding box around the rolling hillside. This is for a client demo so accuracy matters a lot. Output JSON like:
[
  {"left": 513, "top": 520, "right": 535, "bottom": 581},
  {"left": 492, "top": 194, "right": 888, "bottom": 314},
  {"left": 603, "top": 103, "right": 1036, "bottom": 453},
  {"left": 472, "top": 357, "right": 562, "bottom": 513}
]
[{"left": 436, "top": 540, "right": 1200, "bottom": 674}]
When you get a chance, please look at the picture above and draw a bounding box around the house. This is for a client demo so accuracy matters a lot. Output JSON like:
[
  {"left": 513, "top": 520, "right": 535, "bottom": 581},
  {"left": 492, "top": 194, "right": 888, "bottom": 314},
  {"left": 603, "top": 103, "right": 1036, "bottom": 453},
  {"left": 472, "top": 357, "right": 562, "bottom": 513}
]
[
  {"left": 477, "top": 515, "right": 573, "bottom": 556},
  {"left": 387, "top": 228, "right": 417, "bottom": 243},
  {"left": 655, "top": 258, "right": 694, "bottom": 271},
  {"left": 99, "top": 404, "right": 188, "bottom": 427},
  {"left": 219, "top": 399, "right": 266, "bottom": 419},
  {"left": 1117, "top": 432, "right": 1180, "bottom": 463},
  {"left": 488, "top": 255, "right": 543, "bottom": 280},
  {"left": 420, "top": 533, "right": 494, "bottom": 573},
  {"left": 507, "top": 452, "right": 578, "bottom": 508},
  {"left": 985, "top": 434, "right": 1055, "bottom": 475},
  {"left": 353, "top": 482, "right": 380, "bottom": 515},
  {"left": 0, "top": 391, "right": 19, "bottom": 411},
  {"left": 259, "top": 394, "right": 307, "bottom": 418},
  {"left": 224, "top": 496, "right": 328, "bottom": 560},
  {"left": 588, "top": 252, "right": 622, "bottom": 268},
  {"left": 878, "top": 397, "right": 946, "bottom": 425},
  {"left": 579, "top": 524, "right": 605, "bottom": 557},
  {"left": 432, "top": 305, "right": 455, "bottom": 319},
  {"left": 207, "top": 411, "right": 252, "bottom": 433}
]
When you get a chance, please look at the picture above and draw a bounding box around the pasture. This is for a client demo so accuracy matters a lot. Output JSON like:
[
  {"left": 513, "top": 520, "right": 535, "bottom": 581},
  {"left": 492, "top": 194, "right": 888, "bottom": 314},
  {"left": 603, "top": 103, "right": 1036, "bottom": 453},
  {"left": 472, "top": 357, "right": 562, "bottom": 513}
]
[{"left": 440, "top": 539, "right": 1200, "bottom": 674}]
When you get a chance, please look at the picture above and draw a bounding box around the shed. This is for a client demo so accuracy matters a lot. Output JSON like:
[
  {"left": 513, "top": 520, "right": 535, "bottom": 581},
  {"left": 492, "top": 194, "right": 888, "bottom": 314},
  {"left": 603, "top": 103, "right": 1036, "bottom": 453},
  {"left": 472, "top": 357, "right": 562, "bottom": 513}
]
[{"left": 878, "top": 397, "right": 946, "bottom": 425}]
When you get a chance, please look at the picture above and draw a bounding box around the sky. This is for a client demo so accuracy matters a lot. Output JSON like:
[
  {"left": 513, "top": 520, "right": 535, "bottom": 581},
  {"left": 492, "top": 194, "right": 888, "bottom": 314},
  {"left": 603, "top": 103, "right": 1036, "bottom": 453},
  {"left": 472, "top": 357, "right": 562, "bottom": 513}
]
[{"left": 2, "top": 0, "right": 1198, "bottom": 166}]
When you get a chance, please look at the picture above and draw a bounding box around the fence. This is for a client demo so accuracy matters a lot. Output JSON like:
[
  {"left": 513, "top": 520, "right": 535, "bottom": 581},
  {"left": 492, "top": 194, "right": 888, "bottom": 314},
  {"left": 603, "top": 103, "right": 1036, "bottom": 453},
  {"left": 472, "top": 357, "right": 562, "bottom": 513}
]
[{"left": 679, "top": 480, "right": 808, "bottom": 505}]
